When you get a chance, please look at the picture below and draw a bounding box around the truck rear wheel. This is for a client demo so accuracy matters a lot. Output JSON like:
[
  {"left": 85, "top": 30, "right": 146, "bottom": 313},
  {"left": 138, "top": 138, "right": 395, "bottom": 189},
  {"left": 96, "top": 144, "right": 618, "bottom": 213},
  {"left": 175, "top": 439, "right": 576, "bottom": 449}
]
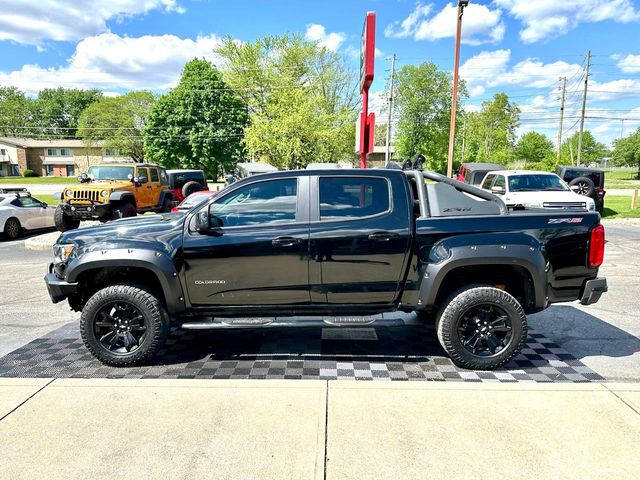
[
  {"left": 436, "top": 286, "right": 527, "bottom": 370},
  {"left": 80, "top": 284, "right": 170, "bottom": 367},
  {"left": 54, "top": 205, "right": 80, "bottom": 232}
]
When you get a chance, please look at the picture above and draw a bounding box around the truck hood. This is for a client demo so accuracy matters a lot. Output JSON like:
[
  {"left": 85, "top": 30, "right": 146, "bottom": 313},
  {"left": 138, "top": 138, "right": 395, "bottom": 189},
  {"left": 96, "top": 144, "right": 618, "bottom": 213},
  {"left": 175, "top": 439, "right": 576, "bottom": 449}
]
[
  {"left": 56, "top": 213, "right": 186, "bottom": 257},
  {"left": 504, "top": 190, "right": 595, "bottom": 206}
]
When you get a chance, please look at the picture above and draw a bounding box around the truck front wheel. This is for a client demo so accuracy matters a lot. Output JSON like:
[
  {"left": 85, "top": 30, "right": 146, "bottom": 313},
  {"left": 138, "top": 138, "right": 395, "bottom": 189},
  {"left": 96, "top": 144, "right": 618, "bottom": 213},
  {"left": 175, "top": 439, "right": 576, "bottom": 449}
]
[
  {"left": 80, "top": 284, "right": 170, "bottom": 366},
  {"left": 436, "top": 286, "right": 527, "bottom": 370},
  {"left": 54, "top": 205, "right": 80, "bottom": 232},
  {"left": 112, "top": 202, "right": 137, "bottom": 220}
]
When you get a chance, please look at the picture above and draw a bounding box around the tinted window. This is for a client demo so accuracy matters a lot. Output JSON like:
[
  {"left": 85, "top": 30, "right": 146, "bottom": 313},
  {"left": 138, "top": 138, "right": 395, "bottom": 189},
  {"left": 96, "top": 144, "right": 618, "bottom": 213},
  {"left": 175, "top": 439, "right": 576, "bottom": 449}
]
[
  {"left": 11, "top": 197, "right": 41, "bottom": 208},
  {"left": 494, "top": 176, "right": 506, "bottom": 188},
  {"left": 209, "top": 179, "right": 297, "bottom": 227},
  {"left": 481, "top": 174, "right": 496, "bottom": 189},
  {"left": 319, "top": 177, "right": 389, "bottom": 220},
  {"left": 149, "top": 168, "right": 159, "bottom": 182},
  {"left": 170, "top": 171, "right": 206, "bottom": 189},
  {"left": 561, "top": 169, "right": 602, "bottom": 187}
]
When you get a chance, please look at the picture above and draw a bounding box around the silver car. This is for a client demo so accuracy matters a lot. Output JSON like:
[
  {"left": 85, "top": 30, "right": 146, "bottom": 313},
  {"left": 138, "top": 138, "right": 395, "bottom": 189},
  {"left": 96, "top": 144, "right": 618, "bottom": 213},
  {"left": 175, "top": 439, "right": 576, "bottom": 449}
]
[{"left": 0, "top": 189, "right": 55, "bottom": 239}]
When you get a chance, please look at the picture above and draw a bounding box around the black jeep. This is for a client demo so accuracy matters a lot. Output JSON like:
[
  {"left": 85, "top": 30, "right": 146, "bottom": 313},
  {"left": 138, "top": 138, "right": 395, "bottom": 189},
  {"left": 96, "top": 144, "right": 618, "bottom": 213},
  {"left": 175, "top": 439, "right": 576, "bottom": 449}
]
[{"left": 556, "top": 165, "right": 605, "bottom": 214}]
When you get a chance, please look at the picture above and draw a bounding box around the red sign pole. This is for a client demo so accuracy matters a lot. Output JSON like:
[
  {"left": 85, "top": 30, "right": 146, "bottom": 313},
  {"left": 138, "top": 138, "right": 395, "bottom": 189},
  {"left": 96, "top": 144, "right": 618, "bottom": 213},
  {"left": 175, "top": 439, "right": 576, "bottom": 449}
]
[{"left": 359, "top": 12, "right": 375, "bottom": 169}]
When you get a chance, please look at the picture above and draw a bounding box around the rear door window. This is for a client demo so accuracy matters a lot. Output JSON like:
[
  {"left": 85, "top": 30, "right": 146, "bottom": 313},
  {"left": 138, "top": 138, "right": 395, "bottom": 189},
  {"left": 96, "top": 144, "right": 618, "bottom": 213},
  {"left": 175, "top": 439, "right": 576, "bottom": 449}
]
[
  {"left": 319, "top": 177, "right": 390, "bottom": 221},
  {"left": 149, "top": 168, "right": 159, "bottom": 182}
]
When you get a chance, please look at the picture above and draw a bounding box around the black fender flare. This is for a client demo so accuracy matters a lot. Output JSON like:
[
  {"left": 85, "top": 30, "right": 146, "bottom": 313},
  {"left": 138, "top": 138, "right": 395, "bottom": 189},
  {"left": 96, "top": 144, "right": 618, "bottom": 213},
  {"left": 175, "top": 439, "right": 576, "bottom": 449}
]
[
  {"left": 416, "top": 232, "right": 548, "bottom": 310},
  {"left": 65, "top": 248, "right": 186, "bottom": 314},
  {"left": 157, "top": 189, "right": 173, "bottom": 207},
  {"left": 109, "top": 191, "right": 136, "bottom": 205}
]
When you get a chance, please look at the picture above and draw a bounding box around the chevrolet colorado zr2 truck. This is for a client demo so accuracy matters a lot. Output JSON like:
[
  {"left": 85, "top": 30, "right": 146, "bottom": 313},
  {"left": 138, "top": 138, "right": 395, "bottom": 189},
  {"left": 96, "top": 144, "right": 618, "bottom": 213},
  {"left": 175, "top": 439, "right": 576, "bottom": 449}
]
[{"left": 44, "top": 168, "right": 607, "bottom": 370}]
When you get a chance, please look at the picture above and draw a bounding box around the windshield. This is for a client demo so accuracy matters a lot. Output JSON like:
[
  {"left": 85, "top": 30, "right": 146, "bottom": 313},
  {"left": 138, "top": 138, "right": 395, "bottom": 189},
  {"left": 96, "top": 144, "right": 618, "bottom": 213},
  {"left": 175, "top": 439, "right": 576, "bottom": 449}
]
[
  {"left": 87, "top": 166, "right": 134, "bottom": 181},
  {"left": 508, "top": 174, "right": 569, "bottom": 192}
]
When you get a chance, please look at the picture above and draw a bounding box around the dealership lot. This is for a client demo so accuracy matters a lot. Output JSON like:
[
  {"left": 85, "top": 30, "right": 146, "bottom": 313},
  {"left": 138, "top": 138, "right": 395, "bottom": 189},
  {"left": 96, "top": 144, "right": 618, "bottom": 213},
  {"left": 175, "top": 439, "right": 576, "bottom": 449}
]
[{"left": 0, "top": 222, "right": 638, "bottom": 381}]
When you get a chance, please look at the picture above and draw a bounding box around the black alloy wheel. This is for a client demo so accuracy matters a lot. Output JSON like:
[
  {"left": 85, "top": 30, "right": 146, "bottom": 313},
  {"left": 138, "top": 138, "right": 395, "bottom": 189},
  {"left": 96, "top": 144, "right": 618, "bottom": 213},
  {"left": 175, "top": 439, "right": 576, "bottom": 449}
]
[
  {"left": 574, "top": 181, "right": 590, "bottom": 195},
  {"left": 4, "top": 218, "right": 21, "bottom": 239},
  {"left": 457, "top": 304, "right": 513, "bottom": 357},
  {"left": 94, "top": 302, "right": 147, "bottom": 355}
]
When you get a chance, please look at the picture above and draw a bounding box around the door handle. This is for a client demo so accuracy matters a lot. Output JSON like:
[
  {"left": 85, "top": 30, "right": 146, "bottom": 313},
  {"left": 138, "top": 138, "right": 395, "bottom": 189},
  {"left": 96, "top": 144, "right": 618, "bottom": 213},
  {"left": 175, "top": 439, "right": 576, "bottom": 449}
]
[
  {"left": 368, "top": 232, "right": 398, "bottom": 242},
  {"left": 272, "top": 237, "right": 302, "bottom": 247}
]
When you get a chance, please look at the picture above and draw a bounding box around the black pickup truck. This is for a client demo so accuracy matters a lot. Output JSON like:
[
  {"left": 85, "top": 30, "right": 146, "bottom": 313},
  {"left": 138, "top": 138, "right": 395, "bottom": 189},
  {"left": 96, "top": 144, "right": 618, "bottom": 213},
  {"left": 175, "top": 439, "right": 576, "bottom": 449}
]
[{"left": 44, "top": 168, "right": 607, "bottom": 370}]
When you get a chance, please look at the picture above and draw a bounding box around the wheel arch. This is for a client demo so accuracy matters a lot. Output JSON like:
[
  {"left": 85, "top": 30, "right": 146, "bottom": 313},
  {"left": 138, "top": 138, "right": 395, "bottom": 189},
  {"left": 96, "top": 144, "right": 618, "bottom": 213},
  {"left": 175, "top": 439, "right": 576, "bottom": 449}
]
[
  {"left": 416, "top": 233, "right": 547, "bottom": 313},
  {"left": 109, "top": 191, "right": 137, "bottom": 207},
  {"left": 66, "top": 249, "right": 185, "bottom": 314}
]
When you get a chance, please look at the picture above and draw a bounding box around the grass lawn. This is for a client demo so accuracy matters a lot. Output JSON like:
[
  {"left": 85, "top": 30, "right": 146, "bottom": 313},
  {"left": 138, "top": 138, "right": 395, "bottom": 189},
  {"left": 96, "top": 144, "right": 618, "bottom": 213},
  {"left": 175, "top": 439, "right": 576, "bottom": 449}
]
[
  {"left": 602, "top": 195, "right": 640, "bottom": 219},
  {"left": 32, "top": 194, "right": 60, "bottom": 206},
  {"left": 0, "top": 176, "right": 73, "bottom": 184},
  {"left": 604, "top": 169, "right": 640, "bottom": 189}
]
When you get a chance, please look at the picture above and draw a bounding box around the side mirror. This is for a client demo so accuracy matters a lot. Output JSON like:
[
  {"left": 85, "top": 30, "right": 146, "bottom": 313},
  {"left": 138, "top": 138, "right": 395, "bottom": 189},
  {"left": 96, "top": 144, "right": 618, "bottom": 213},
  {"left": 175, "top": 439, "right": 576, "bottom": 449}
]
[
  {"left": 42, "top": 202, "right": 48, "bottom": 208},
  {"left": 133, "top": 176, "right": 148, "bottom": 185},
  {"left": 491, "top": 186, "right": 506, "bottom": 195},
  {"left": 195, "top": 207, "right": 223, "bottom": 235}
]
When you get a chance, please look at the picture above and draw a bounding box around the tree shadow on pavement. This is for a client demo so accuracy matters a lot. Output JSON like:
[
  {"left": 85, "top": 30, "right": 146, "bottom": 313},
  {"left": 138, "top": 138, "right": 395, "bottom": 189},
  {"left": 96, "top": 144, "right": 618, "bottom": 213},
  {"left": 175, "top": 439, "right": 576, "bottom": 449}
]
[{"left": 528, "top": 305, "right": 640, "bottom": 361}]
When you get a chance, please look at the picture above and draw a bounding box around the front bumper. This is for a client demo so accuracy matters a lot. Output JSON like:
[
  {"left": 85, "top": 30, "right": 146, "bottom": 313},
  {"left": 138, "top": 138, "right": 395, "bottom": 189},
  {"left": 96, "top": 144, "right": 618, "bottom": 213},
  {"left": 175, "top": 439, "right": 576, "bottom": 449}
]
[
  {"left": 580, "top": 277, "right": 608, "bottom": 305},
  {"left": 60, "top": 202, "right": 111, "bottom": 219},
  {"left": 44, "top": 267, "right": 77, "bottom": 303}
]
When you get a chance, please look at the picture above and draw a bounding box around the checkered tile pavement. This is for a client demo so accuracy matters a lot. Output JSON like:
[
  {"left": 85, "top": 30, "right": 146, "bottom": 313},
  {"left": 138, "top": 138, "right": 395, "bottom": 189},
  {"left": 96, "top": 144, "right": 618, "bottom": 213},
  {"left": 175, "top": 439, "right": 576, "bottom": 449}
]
[{"left": 0, "top": 321, "right": 604, "bottom": 382}]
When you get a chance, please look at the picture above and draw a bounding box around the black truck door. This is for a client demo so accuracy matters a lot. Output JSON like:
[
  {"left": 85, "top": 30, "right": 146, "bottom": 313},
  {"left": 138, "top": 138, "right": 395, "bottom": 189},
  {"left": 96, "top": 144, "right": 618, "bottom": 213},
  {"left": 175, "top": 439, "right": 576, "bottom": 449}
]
[
  {"left": 183, "top": 176, "right": 310, "bottom": 306},
  {"left": 308, "top": 173, "right": 412, "bottom": 305}
]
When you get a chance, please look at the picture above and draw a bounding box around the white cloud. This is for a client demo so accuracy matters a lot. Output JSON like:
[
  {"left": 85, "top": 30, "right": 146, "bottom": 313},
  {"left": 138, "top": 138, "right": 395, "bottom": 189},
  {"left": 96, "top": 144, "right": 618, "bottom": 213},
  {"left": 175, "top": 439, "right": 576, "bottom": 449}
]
[
  {"left": 304, "top": 24, "right": 346, "bottom": 52},
  {"left": 460, "top": 49, "right": 584, "bottom": 97},
  {"left": 495, "top": 0, "right": 640, "bottom": 43},
  {"left": 615, "top": 53, "right": 640, "bottom": 73},
  {"left": 0, "top": 1, "right": 183, "bottom": 46},
  {"left": 385, "top": 2, "right": 505, "bottom": 45},
  {"left": 0, "top": 33, "right": 225, "bottom": 94}
]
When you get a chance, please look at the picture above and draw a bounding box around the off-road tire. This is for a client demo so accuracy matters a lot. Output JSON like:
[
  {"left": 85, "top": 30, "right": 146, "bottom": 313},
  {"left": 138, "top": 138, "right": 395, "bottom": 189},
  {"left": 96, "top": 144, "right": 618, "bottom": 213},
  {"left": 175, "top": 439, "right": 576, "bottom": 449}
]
[
  {"left": 569, "top": 176, "right": 596, "bottom": 197},
  {"left": 54, "top": 205, "right": 80, "bottom": 232},
  {"left": 436, "top": 286, "right": 527, "bottom": 370},
  {"left": 3, "top": 217, "right": 21, "bottom": 239},
  {"left": 80, "top": 284, "right": 170, "bottom": 367},
  {"left": 112, "top": 202, "right": 137, "bottom": 220},
  {"left": 182, "top": 180, "right": 203, "bottom": 198}
]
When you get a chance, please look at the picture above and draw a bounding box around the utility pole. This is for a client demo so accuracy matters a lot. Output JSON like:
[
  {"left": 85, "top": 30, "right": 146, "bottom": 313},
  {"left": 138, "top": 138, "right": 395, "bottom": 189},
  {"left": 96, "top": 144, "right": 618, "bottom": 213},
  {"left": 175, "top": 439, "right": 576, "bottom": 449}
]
[
  {"left": 447, "top": 0, "right": 469, "bottom": 177},
  {"left": 577, "top": 50, "right": 591, "bottom": 166},
  {"left": 557, "top": 76, "right": 566, "bottom": 163},
  {"left": 385, "top": 54, "right": 396, "bottom": 165}
]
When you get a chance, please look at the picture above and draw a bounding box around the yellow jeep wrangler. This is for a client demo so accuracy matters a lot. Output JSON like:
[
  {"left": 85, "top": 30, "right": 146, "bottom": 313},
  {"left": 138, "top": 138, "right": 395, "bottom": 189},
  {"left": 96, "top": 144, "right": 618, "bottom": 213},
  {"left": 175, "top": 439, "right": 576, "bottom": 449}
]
[{"left": 54, "top": 162, "right": 174, "bottom": 232}]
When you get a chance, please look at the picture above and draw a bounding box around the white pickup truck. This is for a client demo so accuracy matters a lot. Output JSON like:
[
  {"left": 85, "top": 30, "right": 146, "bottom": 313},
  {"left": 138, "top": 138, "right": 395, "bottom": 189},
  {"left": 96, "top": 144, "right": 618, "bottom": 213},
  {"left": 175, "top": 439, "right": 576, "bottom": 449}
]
[{"left": 480, "top": 170, "right": 596, "bottom": 212}]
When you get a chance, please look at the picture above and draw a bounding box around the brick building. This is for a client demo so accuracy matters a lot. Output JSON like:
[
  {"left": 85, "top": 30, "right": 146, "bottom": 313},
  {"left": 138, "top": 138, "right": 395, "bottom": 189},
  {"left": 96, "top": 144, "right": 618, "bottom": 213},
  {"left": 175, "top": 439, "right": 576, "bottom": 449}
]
[{"left": 0, "top": 138, "right": 127, "bottom": 177}]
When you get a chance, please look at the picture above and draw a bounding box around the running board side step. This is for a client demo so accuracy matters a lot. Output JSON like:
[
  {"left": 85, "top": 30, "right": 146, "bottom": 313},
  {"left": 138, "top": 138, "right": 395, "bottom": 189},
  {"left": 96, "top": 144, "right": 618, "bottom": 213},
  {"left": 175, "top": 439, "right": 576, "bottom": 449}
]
[{"left": 180, "top": 316, "right": 379, "bottom": 330}]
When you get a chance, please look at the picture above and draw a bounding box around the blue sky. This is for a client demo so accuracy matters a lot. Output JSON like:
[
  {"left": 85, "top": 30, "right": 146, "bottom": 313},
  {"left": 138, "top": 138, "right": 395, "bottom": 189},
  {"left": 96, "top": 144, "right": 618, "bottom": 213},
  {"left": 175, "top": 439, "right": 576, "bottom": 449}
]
[{"left": 1, "top": 0, "right": 639, "bottom": 145}]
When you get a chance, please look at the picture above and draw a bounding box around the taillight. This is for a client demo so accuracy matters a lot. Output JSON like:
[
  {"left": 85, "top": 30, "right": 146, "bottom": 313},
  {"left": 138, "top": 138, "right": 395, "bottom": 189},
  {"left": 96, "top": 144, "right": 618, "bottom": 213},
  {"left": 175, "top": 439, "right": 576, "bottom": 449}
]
[
  {"left": 597, "top": 188, "right": 605, "bottom": 196},
  {"left": 588, "top": 224, "right": 605, "bottom": 268}
]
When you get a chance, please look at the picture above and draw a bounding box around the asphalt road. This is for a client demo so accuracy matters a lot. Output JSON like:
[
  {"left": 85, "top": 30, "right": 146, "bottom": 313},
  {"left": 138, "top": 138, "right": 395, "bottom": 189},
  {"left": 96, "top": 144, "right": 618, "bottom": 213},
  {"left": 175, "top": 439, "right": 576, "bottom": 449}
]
[{"left": 0, "top": 223, "right": 639, "bottom": 380}]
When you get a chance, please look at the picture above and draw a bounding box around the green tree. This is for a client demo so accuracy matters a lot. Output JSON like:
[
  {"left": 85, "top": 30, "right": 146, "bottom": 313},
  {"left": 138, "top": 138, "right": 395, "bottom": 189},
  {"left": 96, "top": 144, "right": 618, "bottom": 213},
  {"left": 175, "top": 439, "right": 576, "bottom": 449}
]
[
  {"left": 394, "top": 62, "right": 466, "bottom": 172},
  {"left": 464, "top": 93, "right": 520, "bottom": 164},
  {"left": 216, "top": 34, "right": 358, "bottom": 169},
  {"left": 560, "top": 131, "right": 608, "bottom": 166},
  {"left": 78, "top": 91, "right": 155, "bottom": 162},
  {"left": 612, "top": 128, "right": 640, "bottom": 178},
  {"left": 0, "top": 87, "right": 36, "bottom": 137},
  {"left": 143, "top": 59, "right": 248, "bottom": 179},
  {"left": 515, "top": 131, "right": 554, "bottom": 167},
  {"left": 33, "top": 88, "right": 102, "bottom": 137}
]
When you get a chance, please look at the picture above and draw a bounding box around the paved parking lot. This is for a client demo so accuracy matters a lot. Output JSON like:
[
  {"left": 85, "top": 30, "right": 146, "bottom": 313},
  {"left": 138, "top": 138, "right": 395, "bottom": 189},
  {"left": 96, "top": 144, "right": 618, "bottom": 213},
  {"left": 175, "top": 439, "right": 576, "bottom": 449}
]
[{"left": 0, "top": 222, "right": 639, "bottom": 381}]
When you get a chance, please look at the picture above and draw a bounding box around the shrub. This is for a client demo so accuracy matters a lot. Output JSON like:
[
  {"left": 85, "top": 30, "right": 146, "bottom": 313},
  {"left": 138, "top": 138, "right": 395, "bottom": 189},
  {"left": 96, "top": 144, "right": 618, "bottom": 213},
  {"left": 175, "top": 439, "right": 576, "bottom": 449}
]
[{"left": 22, "top": 169, "right": 38, "bottom": 177}]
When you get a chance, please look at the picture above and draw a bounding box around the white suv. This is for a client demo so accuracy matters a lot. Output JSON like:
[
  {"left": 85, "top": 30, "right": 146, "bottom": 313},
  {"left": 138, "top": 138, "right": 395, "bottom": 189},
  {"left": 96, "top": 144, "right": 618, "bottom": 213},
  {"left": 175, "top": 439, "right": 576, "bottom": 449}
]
[{"left": 480, "top": 170, "right": 596, "bottom": 212}]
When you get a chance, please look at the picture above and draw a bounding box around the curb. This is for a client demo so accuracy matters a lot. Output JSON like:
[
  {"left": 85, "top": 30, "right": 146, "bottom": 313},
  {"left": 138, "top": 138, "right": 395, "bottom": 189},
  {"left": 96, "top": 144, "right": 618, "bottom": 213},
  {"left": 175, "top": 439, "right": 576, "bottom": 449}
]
[{"left": 24, "top": 232, "right": 60, "bottom": 252}]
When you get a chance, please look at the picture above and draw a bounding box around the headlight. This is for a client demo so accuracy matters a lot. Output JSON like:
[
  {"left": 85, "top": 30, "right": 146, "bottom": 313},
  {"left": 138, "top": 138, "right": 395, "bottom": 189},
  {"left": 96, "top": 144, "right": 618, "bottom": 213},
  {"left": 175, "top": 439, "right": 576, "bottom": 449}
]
[
  {"left": 588, "top": 202, "right": 596, "bottom": 212},
  {"left": 101, "top": 190, "right": 108, "bottom": 198},
  {"left": 65, "top": 189, "right": 74, "bottom": 198},
  {"left": 53, "top": 244, "right": 76, "bottom": 263},
  {"left": 523, "top": 202, "right": 541, "bottom": 209}
]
